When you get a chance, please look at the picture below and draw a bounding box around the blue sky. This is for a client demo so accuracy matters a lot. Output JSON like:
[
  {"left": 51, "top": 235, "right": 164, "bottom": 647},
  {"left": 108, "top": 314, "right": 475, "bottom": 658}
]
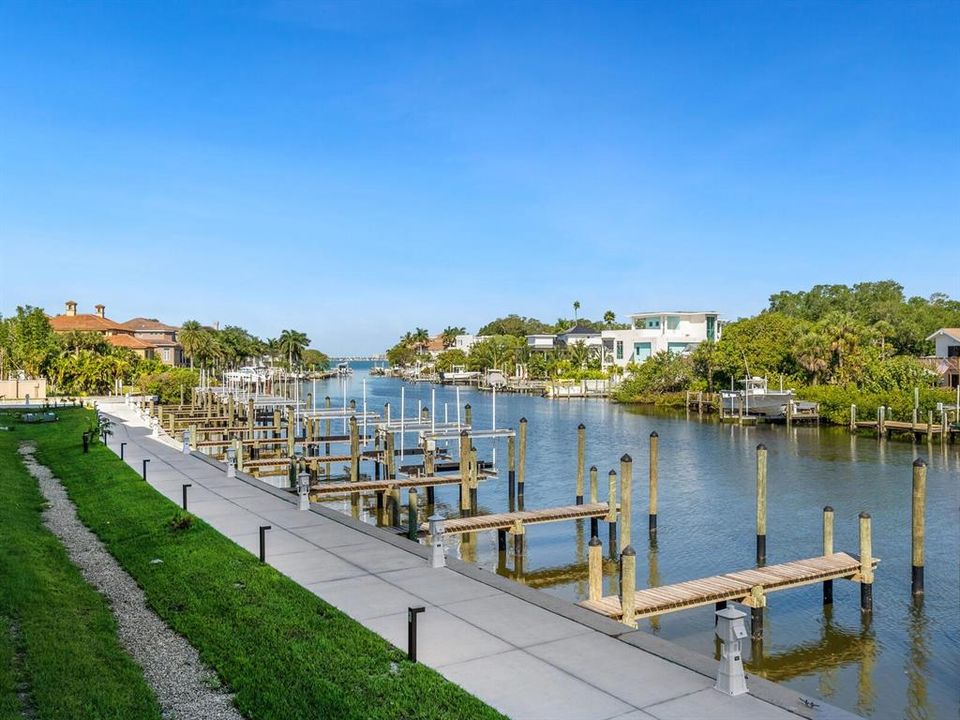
[{"left": 1, "top": 0, "right": 957, "bottom": 354}]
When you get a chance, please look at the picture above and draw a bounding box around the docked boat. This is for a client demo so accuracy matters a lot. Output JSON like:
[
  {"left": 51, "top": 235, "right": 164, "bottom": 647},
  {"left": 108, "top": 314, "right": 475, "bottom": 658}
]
[
  {"left": 440, "top": 365, "right": 481, "bottom": 383},
  {"left": 720, "top": 376, "right": 817, "bottom": 418},
  {"left": 336, "top": 362, "right": 353, "bottom": 376}
]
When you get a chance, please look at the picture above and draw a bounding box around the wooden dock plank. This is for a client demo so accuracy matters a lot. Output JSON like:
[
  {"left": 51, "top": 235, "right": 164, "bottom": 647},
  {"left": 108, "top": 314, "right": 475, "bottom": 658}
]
[{"left": 420, "top": 502, "right": 610, "bottom": 535}]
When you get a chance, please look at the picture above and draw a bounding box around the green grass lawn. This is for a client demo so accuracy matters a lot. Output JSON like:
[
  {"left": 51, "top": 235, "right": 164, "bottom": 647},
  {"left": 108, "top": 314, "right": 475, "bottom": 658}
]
[
  {"left": 0, "top": 415, "right": 163, "bottom": 720},
  {"left": 22, "top": 409, "right": 505, "bottom": 720}
]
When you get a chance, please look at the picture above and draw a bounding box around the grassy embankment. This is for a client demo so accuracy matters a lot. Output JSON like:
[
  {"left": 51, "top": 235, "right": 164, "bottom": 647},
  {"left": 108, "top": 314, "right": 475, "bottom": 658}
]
[
  {"left": 0, "top": 412, "right": 163, "bottom": 719},
  {"left": 22, "top": 408, "right": 505, "bottom": 720}
]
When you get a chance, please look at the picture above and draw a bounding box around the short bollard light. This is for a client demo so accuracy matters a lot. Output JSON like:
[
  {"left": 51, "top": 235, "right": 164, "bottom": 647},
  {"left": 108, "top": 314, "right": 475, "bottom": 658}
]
[
  {"left": 182, "top": 430, "right": 190, "bottom": 454},
  {"left": 82, "top": 431, "right": 90, "bottom": 453},
  {"left": 297, "top": 471, "right": 311, "bottom": 511},
  {"left": 259, "top": 525, "right": 272, "bottom": 563},
  {"left": 142, "top": 458, "right": 150, "bottom": 480},
  {"left": 714, "top": 606, "right": 749, "bottom": 696},
  {"left": 428, "top": 515, "right": 445, "bottom": 569},
  {"left": 226, "top": 447, "right": 237, "bottom": 478},
  {"left": 407, "top": 606, "right": 425, "bottom": 663},
  {"left": 182, "top": 483, "right": 192, "bottom": 511},
  {"left": 120, "top": 442, "right": 127, "bottom": 460}
]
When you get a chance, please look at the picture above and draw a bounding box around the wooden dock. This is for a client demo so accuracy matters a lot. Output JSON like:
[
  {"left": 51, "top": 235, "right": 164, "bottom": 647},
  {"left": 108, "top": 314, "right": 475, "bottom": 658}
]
[
  {"left": 420, "top": 502, "right": 611, "bottom": 536},
  {"left": 579, "top": 552, "right": 878, "bottom": 621},
  {"left": 309, "top": 475, "right": 466, "bottom": 496}
]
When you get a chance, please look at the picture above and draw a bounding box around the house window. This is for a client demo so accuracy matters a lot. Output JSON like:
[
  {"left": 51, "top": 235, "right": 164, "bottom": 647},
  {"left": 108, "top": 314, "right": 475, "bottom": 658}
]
[
  {"left": 634, "top": 342, "right": 652, "bottom": 361},
  {"left": 616, "top": 341, "right": 623, "bottom": 360},
  {"left": 644, "top": 318, "right": 660, "bottom": 329},
  {"left": 948, "top": 345, "right": 960, "bottom": 358},
  {"left": 667, "top": 316, "right": 680, "bottom": 331},
  {"left": 667, "top": 342, "right": 689, "bottom": 354},
  {"left": 706, "top": 316, "right": 716, "bottom": 341}
]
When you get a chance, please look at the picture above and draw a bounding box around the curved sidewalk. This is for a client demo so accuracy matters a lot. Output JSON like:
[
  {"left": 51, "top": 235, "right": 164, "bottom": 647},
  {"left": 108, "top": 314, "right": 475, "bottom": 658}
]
[{"left": 101, "top": 403, "right": 854, "bottom": 720}]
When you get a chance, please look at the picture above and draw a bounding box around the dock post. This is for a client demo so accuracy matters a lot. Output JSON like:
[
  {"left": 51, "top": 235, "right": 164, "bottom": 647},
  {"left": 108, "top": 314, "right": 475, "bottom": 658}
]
[
  {"left": 349, "top": 415, "right": 360, "bottom": 483},
  {"left": 517, "top": 418, "right": 527, "bottom": 510},
  {"left": 822, "top": 506, "right": 834, "bottom": 605},
  {"left": 424, "top": 446, "right": 435, "bottom": 504},
  {"left": 619, "top": 546, "right": 637, "bottom": 629},
  {"left": 912, "top": 459, "right": 926, "bottom": 597},
  {"left": 189, "top": 424, "right": 197, "bottom": 450},
  {"left": 469, "top": 445, "right": 479, "bottom": 513},
  {"left": 407, "top": 489, "right": 419, "bottom": 541},
  {"left": 324, "top": 396, "right": 332, "bottom": 460},
  {"left": 607, "top": 470, "right": 618, "bottom": 557},
  {"left": 649, "top": 431, "right": 659, "bottom": 540},
  {"left": 287, "top": 411, "right": 295, "bottom": 456},
  {"left": 507, "top": 434, "right": 516, "bottom": 510},
  {"left": 459, "top": 430, "right": 470, "bottom": 517},
  {"left": 464, "top": 403, "right": 472, "bottom": 427},
  {"left": 878, "top": 406, "right": 885, "bottom": 438},
  {"left": 576, "top": 424, "right": 585, "bottom": 504},
  {"left": 850, "top": 404, "right": 857, "bottom": 432},
  {"left": 927, "top": 411, "right": 933, "bottom": 443},
  {"left": 859, "top": 512, "right": 873, "bottom": 613},
  {"left": 749, "top": 585, "right": 765, "bottom": 640},
  {"left": 620, "top": 454, "right": 632, "bottom": 551},
  {"left": 588, "top": 536, "right": 602, "bottom": 602},
  {"left": 421, "top": 405, "right": 429, "bottom": 422},
  {"left": 512, "top": 519, "right": 524, "bottom": 557},
  {"left": 589, "top": 465, "right": 598, "bottom": 504},
  {"left": 756, "top": 444, "right": 767, "bottom": 565},
  {"left": 247, "top": 399, "right": 254, "bottom": 433},
  {"left": 497, "top": 529, "right": 507, "bottom": 554}
]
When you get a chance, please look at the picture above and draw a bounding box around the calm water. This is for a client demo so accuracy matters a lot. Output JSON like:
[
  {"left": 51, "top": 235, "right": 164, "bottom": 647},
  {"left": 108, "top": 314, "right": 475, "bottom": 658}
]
[{"left": 306, "top": 364, "right": 959, "bottom": 719}]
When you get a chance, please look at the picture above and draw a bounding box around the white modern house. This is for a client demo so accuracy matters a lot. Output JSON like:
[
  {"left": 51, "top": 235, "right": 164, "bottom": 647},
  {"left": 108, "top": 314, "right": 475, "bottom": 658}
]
[
  {"left": 602, "top": 311, "right": 721, "bottom": 369},
  {"left": 454, "top": 334, "right": 484, "bottom": 353},
  {"left": 526, "top": 334, "right": 557, "bottom": 353},
  {"left": 922, "top": 328, "right": 960, "bottom": 388}
]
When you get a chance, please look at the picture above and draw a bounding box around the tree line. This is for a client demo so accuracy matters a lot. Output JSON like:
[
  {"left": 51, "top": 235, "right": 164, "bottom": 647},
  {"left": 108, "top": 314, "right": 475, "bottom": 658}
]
[{"left": 0, "top": 306, "right": 326, "bottom": 399}]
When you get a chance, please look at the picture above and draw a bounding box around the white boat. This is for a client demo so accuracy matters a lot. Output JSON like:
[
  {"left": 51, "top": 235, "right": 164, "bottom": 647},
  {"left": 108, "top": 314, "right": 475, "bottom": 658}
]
[
  {"left": 721, "top": 376, "right": 816, "bottom": 418},
  {"left": 336, "top": 362, "right": 353, "bottom": 376},
  {"left": 440, "top": 365, "right": 480, "bottom": 383}
]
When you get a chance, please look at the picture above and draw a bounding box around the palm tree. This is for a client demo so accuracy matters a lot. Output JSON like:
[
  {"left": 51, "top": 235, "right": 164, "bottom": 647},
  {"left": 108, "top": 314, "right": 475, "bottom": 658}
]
[
  {"left": 603, "top": 310, "right": 615, "bottom": 326},
  {"left": 795, "top": 332, "right": 830, "bottom": 385},
  {"left": 179, "top": 320, "right": 206, "bottom": 369},
  {"left": 441, "top": 326, "right": 466, "bottom": 348},
  {"left": 278, "top": 329, "right": 310, "bottom": 370},
  {"left": 412, "top": 328, "right": 430, "bottom": 354},
  {"left": 872, "top": 320, "right": 895, "bottom": 359},
  {"left": 822, "top": 312, "right": 860, "bottom": 371},
  {"left": 567, "top": 340, "right": 590, "bottom": 369},
  {"left": 573, "top": 301, "right": 581, "bottom": 322}
]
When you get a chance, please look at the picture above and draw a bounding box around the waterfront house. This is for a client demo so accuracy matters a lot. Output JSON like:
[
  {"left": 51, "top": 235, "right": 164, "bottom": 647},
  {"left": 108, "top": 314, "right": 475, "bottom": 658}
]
[
  {"left": 601, "top": 311, "right": 721, "bottom": 369},
  {"left": 454, "top": 334, "right": 483, "bottom": 353},
  {"left": 526, "top": 334, "right": 557, "bottom": 352},
  {"left": 922, "top": 329, "right": 960, "bottom": 388},
  {"left": 48, "top": 301, "right": 184, "bottom": 366}
]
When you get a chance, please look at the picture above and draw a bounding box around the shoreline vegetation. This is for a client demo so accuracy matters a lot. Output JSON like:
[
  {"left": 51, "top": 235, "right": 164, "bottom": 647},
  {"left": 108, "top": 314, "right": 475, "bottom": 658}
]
[
  {"left": 1, "top": 407, "right": 504, "bottom": 720},
  {"left": 384, "top": 281, "right": 960, "bottom": 427}
]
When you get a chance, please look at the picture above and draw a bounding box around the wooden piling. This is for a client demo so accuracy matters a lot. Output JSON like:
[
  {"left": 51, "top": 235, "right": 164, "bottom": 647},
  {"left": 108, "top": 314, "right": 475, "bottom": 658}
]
[
  {"left": 407, "top": 489, "right": 418, "bottom": 540},
  {"left": 750, "top": 585, "right": 766, "bottom": 640},
  {"left": 850, "top": 404, "right": 857, "bottom": 432},
  {"left": 912, "top": 459, "right": 926, "bottom": 596},
  {"left": 756, "top": 444, "right": 767, "bottom": 565},
  {"left": 512, "top": 518, "right": 524, "bottom": 556},
  {"left": 518, "top": 418, "right": 527, "bottom": 509},
  {"left": 648, "top": 431, "right": 659, "bottom": 539},
  {"left": 459, "top": 430, "right": 471, "bottom": 516},
  {"left": 287, "top": 411, "right": 295, "bottom": 456},
  {"left": 576, "top": 424, "right": 585, "bottom": 505},
  {"left": 620, "top": 454, "right": 632, "bottom": 551},
  {"left": 619, "top": 546, "right": 637, "bottom": 629},
  {"left": 247, "top": 399, "right": 254, "bottom": 433},
  {"left": 822, "top": 506, "right": 834, "bottom": 605},
  {"left": 607, "top": 470, "right": 618, "bottom": 554},
  {"left": 507, "top": 434, "right": 516, "bottom": 509},
  {"left": 469, "top": 445, "right": 479, "bottom": 513},
  {"left": 859, "top": 512, "right": 873, "bottom": 613},
  {"left": 349, "top": 416, "right": 359, "bottom": 483},
  {"left": 588, "top": 536, "right": 603, "bottom": 602},
  {"left": 464, "top": 403, "right": 472, "bottom": 427},
  {"left": 189, "top": 424, "right": 197, "bottom": 450},
  {"left": 589, "top": 465, "right": 598, "bottom": 504},
  {"left": 421, "top": 405, "right": 429, "bottom": 422}
]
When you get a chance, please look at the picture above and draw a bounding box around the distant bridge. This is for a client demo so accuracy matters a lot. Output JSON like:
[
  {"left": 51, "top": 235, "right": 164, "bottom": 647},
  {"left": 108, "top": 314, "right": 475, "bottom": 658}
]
[{"left": 330, "top": 355, "right": 386, "bottom": 362}]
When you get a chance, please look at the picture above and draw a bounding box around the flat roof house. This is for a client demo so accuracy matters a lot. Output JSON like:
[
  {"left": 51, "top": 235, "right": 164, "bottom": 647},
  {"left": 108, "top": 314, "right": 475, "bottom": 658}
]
[
  {"left": 601, "top": 311, "right": 721, "bottom": 369},
  {"left": 923, "top": 328, "right": 960, "bottom": 388}
]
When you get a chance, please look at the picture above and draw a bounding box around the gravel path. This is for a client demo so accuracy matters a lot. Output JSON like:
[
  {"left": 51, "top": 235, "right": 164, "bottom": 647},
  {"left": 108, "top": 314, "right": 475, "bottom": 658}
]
[{"left": 18, "top": 443, "right": 244, "bottom": 720}]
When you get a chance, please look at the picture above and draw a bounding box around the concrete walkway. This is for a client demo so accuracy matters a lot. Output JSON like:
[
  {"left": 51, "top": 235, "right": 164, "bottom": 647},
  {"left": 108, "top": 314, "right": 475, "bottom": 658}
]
[{"left": 101, "top": 403, "right": 851, "bottom": 720}]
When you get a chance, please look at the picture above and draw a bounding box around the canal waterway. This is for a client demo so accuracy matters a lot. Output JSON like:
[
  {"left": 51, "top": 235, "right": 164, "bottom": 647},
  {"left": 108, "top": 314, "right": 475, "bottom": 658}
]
[{"left": 305, "top": 364, "right": 959, "bottom": 720}]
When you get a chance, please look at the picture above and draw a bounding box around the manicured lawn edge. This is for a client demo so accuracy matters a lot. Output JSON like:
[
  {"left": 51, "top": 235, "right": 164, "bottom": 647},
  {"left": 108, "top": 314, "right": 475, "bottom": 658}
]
[
  {"left": 0, "top": 420, "right": 163, "bottom": 720},
  {"left": 29, "top": 409, "right": 505, "bottom": 720}
]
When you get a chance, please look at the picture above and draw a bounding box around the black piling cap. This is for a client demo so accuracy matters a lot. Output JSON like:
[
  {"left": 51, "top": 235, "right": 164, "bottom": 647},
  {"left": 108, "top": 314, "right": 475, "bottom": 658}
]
[
  {"left": 650, "top": 431, "right": 658, "bottom": 438},
  {"left": 823, "top": 505, "right": 834, "bottom": 513},
  {"left": 590, "top": 465, "right": 597, "bottom": 471},
  {"left": 460, "top": 429, "right": 469, "bottom": 436},
  {"left": 621, "top": 545, "right": 636, "bottom": 557},
  {"left": 859, "top": 511, "right": 871, "bottom": 520},
  {"left": 588, "top": 536, "right": 602, "bottom": 547},
  {"left": 464, "top": 403, "right": 471, "bottom": 409},
  {"left": 620, "top": 453, "right": 632, "bottom": 463},
  {"left": 520, "top": 417, "right": 527, "bottom": 423},
  {"left": 913, "top": 458, "right": 927, "bottom": 467},
  {"left": 578, "top": 423, "right": 586, "bottom": 430},
  {"left": 757, "top": 443, "right": 767, "bottom": 451},
  {"left": 608, "top": 469, "right": 617, "bottom": 476}
]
